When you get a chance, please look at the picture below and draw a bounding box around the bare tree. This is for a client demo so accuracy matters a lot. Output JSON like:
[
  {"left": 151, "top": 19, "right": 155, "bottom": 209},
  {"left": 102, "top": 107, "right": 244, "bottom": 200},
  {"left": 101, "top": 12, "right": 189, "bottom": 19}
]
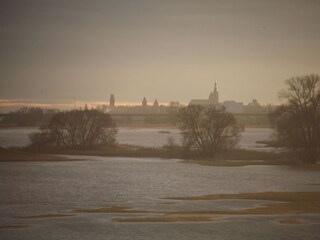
[
  {"left": 30, "top": 109, "right": 117, "bottom": 149},
  {"left": 179, "top": 105, "right": 242, "bottom": 157},
  {"left": 271, "top": 74, "right": 320, "bottom": 163}
]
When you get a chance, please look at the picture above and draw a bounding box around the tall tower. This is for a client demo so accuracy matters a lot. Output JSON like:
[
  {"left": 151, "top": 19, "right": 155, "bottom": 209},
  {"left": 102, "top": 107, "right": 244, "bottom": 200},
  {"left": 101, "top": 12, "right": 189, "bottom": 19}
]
[
  {"left": 209, "top": 81, "right": 219, "bottom": 105},
  {"left": 153, "top": 99, "right": 159, "bottom": 107},
  {"left": 142, "top": 97, "right": 147, "bottom": 107},
  {"left": 109, "top": 94, "right": 115, "bottom": 107}
]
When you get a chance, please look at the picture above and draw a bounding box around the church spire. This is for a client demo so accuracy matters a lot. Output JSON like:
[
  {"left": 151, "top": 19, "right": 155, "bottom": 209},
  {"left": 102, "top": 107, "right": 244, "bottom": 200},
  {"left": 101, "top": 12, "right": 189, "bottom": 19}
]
[
  {"left": 142, "top": 97, "right": 147, "bottom": 107},
  {"left": 208, "top": 80, "right": 219, "bottom": 105},
  {"left": 214, "top": 81, "right": 218, "bottom": 92}
]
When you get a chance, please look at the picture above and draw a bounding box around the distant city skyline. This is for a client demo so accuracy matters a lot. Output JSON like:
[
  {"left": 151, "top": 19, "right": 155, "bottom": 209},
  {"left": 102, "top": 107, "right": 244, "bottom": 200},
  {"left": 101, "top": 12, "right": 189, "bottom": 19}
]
[
  {"left": 0, "top": 89, "right": 269, "bottom": 113},
  {"left": 1, "top": 0, "right": 320, "bottom": 112}
]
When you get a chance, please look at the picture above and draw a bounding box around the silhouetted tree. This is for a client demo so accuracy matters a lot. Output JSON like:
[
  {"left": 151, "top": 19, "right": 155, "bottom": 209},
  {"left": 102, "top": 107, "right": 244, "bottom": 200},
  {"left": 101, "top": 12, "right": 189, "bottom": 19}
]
[
  {"left": 30, "top": 109, "right": 117, "bottom": 149},
  {"left": 179, "top": 105, "right": 242, "bottom": 157},
  {"left": 270, "top": 74, "right": 320, "bottom": 163}
]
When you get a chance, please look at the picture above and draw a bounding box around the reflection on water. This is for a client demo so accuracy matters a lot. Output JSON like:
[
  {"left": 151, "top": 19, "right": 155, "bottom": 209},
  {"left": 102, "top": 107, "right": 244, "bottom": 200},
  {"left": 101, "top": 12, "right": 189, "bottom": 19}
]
[
  {"left": 0, "top": 128, "right": 35, "bottom": 148},
  {"left": 0, "top": 127, "right": 275, "bottom": 151},
  {"left": 0, "top": 157, "right": 319, "bottom": 239},
  {"left": 1, "top": 128, "right": 318, "bottom": 239}
]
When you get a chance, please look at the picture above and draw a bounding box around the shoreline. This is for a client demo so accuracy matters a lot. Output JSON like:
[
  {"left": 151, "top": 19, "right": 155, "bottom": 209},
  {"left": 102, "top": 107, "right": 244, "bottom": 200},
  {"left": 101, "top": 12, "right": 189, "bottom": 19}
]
[
  {"left": 0, "top": 124, "right": 272, "bottom": 130},
  {"left": 0, "top": 147, "right": 82, "bottom": 162},
  {"left": 2, "top": 145, "right": 317, "bottom": 169}
]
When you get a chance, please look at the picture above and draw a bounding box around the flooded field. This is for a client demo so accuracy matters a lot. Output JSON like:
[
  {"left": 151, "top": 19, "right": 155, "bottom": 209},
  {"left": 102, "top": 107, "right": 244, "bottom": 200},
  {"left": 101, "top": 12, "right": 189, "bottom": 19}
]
[
  {"left": 0, "top": 127, "right": 274, "bottom": 151},
  {"left": 0, "top": 156, "right": 320, "bottom": 239},
  {"left": 0, "top": 128, "right": 319, "bottom": 239}
]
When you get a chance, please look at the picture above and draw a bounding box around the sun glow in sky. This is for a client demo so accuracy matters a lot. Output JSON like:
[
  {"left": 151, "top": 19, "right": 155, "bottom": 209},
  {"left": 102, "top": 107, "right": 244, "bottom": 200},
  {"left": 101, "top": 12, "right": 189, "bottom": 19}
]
[
  {"left": 0, "top": 98, "right": 171, "bottom": 112},
  {"left": 1, "top": 0, "right": 320, "bottom": 112}
]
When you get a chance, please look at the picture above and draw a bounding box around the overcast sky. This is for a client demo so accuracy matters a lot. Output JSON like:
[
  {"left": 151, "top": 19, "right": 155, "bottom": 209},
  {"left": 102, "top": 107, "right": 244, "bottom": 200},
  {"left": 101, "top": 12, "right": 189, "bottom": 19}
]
[{"left": 1, "top": 0, "right": 319, "bottom": 110}]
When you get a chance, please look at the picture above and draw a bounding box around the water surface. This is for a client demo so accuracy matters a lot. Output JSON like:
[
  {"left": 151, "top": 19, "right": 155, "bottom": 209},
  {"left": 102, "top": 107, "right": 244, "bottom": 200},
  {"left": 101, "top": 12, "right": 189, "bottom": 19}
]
[
  {"left": 0, "top": 157, "right": 319, "bottom": 239},
  {"left": 0, "top": 127, "right": 274, "bottom": 151}
]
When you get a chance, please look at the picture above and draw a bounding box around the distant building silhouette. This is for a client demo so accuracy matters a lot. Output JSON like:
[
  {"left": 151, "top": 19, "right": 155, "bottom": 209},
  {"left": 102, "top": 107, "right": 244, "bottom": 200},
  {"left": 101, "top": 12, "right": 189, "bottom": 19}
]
[
  {"left": 244, "top": 99, "right": 266, "bottom": 113},
  {"left": 169, "top": 101, "right": 180, "bottom": 107},
  {"left": 110, "top": 94, "right": 115, "bottom": 107},
  {"left": 153, "top": 99, "right": 159, "bottom": 107},
  {"left": 189, "top": 81, "right": 219, "bottom": 106},
  {"left": 209, "top": 81, "right": 219, "bottom": 104},
  {"left": 223, "top": 100, "right": 244, "bottom": 113},
  {"left": 142, "top": 97, "right": 147, "bottom": 107}
]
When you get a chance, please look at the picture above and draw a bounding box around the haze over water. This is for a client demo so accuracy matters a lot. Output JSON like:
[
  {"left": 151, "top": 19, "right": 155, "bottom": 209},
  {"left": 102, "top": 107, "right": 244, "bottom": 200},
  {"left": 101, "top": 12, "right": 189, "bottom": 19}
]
[{"left": 1, "top": 1, "right": 320, "bottom": 239}]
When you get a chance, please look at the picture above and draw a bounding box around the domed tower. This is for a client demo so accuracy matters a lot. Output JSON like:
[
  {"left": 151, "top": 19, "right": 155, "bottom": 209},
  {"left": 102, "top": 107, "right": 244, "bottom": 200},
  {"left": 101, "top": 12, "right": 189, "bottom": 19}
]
[{"left": 208, "top": 81, "right": 219, "bottom": 105}]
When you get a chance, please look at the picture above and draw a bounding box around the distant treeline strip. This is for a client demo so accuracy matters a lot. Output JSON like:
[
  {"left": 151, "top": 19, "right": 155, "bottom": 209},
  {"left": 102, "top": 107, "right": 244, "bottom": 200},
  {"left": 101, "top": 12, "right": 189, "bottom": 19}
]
[
  {"left": 0, "top": 107, "right": 270, "bottom": 127},
  {"left": 0, "top": 107, "right": 59, "bottom": 127}
]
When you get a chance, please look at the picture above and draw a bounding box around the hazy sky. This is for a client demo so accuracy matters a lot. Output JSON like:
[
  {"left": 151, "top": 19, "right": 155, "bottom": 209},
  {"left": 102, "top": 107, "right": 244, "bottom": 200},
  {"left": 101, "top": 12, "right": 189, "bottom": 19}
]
[{"left": 1, "top": 0, "right": 320, "bottom": 109}]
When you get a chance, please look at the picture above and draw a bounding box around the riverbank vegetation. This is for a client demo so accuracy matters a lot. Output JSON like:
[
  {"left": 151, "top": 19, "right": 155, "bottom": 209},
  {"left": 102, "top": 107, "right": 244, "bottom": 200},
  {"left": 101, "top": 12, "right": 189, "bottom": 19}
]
[
  {"left": 179, "top": 105, "right": 243, "bottom": 157},
  {"left": 270, "top": 74, "right": 320, "bottom": 164},
  {"left": 0, "top": 107, "right": 272, "bottom": 165},
  {"left": 23, "top": 144, "right": 281, "bottom": 160},
  {"left": 4, "top": 140, "right": 318, "bottom": 168},
  {"left": 18, "top": 142, "right": 299, "bottom": 167},
  {"left": 2, "top": 75, "right": 318, "bottom": 166},
  {"left": 29, "top": 109, "right": 117, "bottom": 149}
]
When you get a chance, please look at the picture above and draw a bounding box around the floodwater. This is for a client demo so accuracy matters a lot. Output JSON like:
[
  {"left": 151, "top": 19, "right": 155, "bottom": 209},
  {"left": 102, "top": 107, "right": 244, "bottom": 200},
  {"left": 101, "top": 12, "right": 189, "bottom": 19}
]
[
  {"left": 0, "top": 128, "right": 319, "bottom": 239},
  {"left": 0, "top": 156, "right": 320, "bottom": 239},
  {"left": 0, "top": 127, "right": 274, "bottom": 151}
]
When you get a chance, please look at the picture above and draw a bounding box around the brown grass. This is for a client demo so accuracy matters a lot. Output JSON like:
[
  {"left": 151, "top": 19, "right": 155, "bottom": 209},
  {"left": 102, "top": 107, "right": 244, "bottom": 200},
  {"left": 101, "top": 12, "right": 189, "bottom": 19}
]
[
  {"left": 217, "top": 148, "right": 285, "bottom": 161},
  {"left": 72, "top": 206, "right": 148, "bottom": 214},
  {"left": 278, "top": 218, "right": 301, "bottom": 224},
  {"left": 112, "top": 216, "right": 215, "bottom": 223},
  {"left": 17, "top": 214, "right": 73, "bottom": 219},
  {"left": 0, "top": 225, "right": 30, "bottom": 229},
  {"left": 23, "top": 139, "right": 304, "bottom": 167},
  {"left": 184, "top": 159, "right": 288, "bottom": 167},
  {"left": 74, "top": 192, "right": 320, "bottom": 223},
  {"left": 165, "top": 192, "right": 320, "bottom": 215},
  {"left": 0, "top": 147, "right": 79, "bottom": 162},
  {"left": 20, "top": 192, "right": 319, "bottom": 223}
]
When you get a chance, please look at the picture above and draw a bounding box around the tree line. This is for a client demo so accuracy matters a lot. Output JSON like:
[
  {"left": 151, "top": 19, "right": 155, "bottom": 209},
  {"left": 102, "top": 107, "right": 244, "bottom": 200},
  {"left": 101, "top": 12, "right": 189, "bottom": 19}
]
[
  {"left": 1, "top": 107, "right": 59, "bottom": 127},
  {"left": 270, "top": 74, "right": 320, "bottom": 164},
  {"left": 22, "top": 74, "right": 320, "bottom": 164}
]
